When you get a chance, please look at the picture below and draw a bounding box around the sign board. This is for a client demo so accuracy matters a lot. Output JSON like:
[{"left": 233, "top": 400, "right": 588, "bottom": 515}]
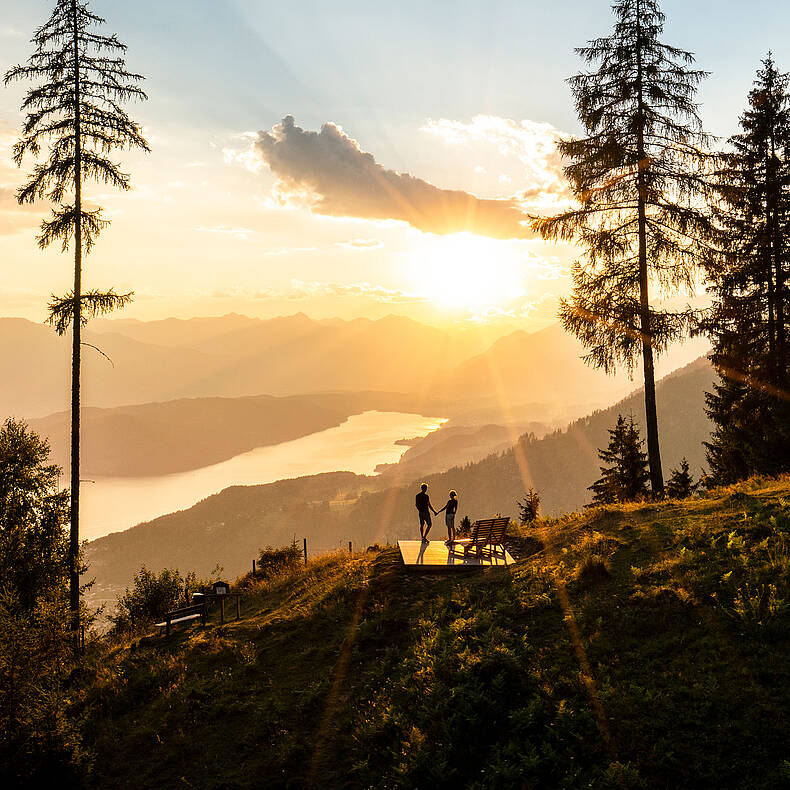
[{"left": 212, "top": 581, "right": 230, "bottom": 596}]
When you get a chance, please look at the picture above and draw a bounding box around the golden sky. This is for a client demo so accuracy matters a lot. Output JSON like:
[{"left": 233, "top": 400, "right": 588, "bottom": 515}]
[{"left": 1, "top": 0, "right": 784, "bottom": 330}]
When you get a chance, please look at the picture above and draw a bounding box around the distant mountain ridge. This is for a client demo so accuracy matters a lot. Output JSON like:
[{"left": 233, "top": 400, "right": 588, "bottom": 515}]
[{"left": 1, "top": 312, "right": 702, "bottom": 419}]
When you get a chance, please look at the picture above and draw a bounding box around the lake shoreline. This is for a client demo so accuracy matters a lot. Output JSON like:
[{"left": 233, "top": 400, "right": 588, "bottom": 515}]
[{"left": 81, "top": 411, "right": 444, "bottom": 543}]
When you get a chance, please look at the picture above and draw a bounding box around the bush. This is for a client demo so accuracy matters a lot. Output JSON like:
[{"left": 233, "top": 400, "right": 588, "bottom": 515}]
[
  {"left": 110, "top": 566, "right": 188, "bottom": 633},
  {"left": 258, "top": 539, "right": 303, "bottom": 575},
  {"left": 0, "top": 589, "right": 87, "bottom": 786},
  {"left": 457, "top": 516, "right": 472, "bottom": 537},
  {"left": 517, "top": 488, "right": 541, "bottom": 525}
]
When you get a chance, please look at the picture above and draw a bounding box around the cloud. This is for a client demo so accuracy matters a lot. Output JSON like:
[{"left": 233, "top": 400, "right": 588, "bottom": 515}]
[
  {"left": 195, "top": 225, "right": 257, "bottom": 240},
  {"left": 335, "top": 238, "right": 383, "bottom": 250},
  {"left": 466, "top": 293, "right": 560, "bottom": 324},
  {"left": 199, "top": 279, "right": 427, "bottom": 305},
  {"left": 262, "top": 246, "right": 318, "bottom": 256},
  {"left": 421, "top": 115, "right": 571, "bottom": 208},
  {"left": 0, "top": 186, "right": 45, "bottom": 236},
  {"left": 288, "top": 279, "right": 429, "bottom": 304},
  {"left": 0, "top": 125, "right": 47, "bottom": 235},
  {"left": 254, "top": 116, "right": 535, "bottom": 240}
]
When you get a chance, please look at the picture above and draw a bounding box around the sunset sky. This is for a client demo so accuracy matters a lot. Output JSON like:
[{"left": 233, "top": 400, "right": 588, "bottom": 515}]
[{"left": 2, "top": 0, "right": 789, "bottom": 329}]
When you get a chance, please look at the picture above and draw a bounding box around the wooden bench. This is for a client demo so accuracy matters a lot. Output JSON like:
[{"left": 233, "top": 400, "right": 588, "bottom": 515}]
[
  {"left": 154, "top": 601, "right": 207, "bottom": 638},
  {"left": 462, "top": 517, "right": 510, "bottom": 557}
]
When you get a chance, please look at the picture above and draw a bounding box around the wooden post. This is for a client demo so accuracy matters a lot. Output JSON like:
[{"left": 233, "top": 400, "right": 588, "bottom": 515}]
[
  {"left": 236, "top": 594, "right": 240, "bottom": 621},
  {"left": 252, "top": 558, "right": 256, "bottom": 576},
  {"left": 220, "top": 596, "right": 225, "bottom": 625},
  {"left": 303, "top": 537, "right": 307, "bottom": 565},
  {"left": 348, "top": 541, "right": 352, "bottom": 554}
]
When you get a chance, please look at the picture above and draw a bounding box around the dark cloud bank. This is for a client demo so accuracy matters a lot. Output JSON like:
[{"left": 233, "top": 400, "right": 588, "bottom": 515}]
[{"left": 256, "top": 116, "right": 534, "bottom": 239}]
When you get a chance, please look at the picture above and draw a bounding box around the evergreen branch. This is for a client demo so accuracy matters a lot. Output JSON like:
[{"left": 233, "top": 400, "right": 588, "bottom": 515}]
[
  {"left": 46, "top": 289, "right": 134, "bottom": 336},
  {"left": 38, "top": 206, "right": 110, "bottom": 252}
]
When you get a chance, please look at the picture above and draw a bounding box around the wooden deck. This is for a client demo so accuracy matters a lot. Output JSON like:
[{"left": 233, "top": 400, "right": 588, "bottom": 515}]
[{"left": 398, "top": 539, "right": 515, "bottom": 570}]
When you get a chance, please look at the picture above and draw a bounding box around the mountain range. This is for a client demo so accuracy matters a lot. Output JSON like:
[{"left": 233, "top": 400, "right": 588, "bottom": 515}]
[{"left": 2, "top": 313, "right": 705, "bottom": 420}]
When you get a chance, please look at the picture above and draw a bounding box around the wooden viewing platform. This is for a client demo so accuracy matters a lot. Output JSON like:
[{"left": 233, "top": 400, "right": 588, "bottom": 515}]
[{"left": 398, "top": 539, "right": 515, "bottom": 570}]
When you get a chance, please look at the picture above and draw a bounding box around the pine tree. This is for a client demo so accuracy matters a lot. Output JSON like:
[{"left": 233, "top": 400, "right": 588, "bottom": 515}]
[
  {"left": 665, "top": 457, "right": 697, "bottom": 498},
  {"left": 517, "top": 488, "right": 541, "bottom": 525},
  {"left": 534, "top": 0, "right": 714, "bottom": 497},
  {"left": 703, "top": 56, "right": 790, "bottom": 482},
  {"left": 5, "top": 1, "right": 149, "bottom": 645},
  {"left": 588, "top": 414, "right": 650, "bottom": 505}
]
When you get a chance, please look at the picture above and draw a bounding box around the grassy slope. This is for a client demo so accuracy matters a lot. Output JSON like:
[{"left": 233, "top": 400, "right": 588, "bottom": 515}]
[{"left": 83, "top": 477, "right": 790, "bottom": 789}]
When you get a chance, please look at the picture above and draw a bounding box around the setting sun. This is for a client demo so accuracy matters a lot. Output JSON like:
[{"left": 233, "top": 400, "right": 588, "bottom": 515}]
[{"left": 408, "top": 233, "right": 526, "bottom": 313}]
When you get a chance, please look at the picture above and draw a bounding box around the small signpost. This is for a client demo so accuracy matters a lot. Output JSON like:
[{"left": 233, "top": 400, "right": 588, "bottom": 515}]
[{"left": 192, "top": 582, "right": 240, "bottom": 625}]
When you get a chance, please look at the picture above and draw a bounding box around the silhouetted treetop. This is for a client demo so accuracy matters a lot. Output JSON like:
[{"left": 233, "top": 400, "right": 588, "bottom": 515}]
[{"left": 534, "top": 0, "right": 715, "bottom": 495}]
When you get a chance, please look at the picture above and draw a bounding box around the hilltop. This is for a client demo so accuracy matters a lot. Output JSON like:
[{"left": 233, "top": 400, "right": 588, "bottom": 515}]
[{"left": 81, "top": 476, "right": 790, "bottom": 789}]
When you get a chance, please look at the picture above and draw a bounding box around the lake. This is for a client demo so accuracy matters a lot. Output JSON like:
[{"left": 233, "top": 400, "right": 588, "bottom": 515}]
[{"left": 80, "top": 410, "right": 444, "bottom": 541}]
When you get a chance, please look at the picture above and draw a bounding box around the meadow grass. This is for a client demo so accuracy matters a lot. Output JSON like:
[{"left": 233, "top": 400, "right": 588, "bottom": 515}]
[{"left": 81, "top": 478, "right": 790, "bottom": 788}]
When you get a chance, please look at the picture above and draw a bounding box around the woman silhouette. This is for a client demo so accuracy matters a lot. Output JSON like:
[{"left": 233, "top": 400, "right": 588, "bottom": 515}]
[{"left": 436, "top": 490, "right": 458, "bottom": 545}]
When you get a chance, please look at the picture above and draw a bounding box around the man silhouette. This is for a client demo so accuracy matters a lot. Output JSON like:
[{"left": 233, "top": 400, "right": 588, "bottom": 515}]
[{"left": 415, "top": 482, "right": 437, "bottom": 542}]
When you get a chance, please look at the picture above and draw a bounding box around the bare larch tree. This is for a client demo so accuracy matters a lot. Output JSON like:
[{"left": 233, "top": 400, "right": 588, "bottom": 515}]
[{"left": 5, "top": 0, "right": 149, "bottom": 645}]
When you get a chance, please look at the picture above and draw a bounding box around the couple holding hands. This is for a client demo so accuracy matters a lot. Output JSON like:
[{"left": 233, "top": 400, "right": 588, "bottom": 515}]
[{"left": 415, "top": 482, "right": 458, "bottom": 545}]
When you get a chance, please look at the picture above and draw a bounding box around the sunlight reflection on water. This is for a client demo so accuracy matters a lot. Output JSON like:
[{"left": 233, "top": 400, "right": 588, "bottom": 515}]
[{"left": 79, "top": 411, "right": 444, "bottom": 541}]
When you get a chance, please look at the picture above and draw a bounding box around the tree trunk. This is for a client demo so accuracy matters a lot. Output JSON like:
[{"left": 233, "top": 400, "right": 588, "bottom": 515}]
[
  {"left": 70, "top": 0, "right": 82, "bottom": 651},
  {"left": 635, "top": 0, "right": 663, "bottom": 496},
  {"left": 771, "top": 173, "right": 785, "bottom": 387},
  {"left": 767, "top": 65, "right": 785, "bottom": 386}
]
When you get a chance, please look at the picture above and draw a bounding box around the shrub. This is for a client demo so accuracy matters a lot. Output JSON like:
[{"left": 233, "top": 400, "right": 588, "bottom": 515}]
[
  {"left": 0, "top": 589, "right": 87, "bottom": 785},
  {"left": 575, "top": 554, "right": 611, "bottom": 586},
  {"left": 457, "top": 515, "right": 472, "bottom": 537},
  {"left": 666, "top": 458, "right": 698, "bottom": 499},
  {"left": 258, "top": 539, "right": 303, "bottom": 575},
  {"left": 517, "top": 488, "right": 541, "bottom": 525},
  {"left": 110, "top": 566, "right": 188, "bottom": 633}
]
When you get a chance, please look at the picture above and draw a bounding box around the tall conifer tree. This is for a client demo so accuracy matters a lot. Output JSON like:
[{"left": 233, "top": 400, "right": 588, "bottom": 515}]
[
  {"left": 535, "top": 0, "right": 713, "bottom": 496},
  {"left": 703, "top": 56, "right": 790, "bottom": 482},
  {"left": 5, "top": 1, "right": 149, "bottom": 644}
]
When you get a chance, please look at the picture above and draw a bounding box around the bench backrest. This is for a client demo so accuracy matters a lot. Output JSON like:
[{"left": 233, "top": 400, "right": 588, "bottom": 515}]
[{"left": 470, "top": 517, "right": 509, "bottom": 543}]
